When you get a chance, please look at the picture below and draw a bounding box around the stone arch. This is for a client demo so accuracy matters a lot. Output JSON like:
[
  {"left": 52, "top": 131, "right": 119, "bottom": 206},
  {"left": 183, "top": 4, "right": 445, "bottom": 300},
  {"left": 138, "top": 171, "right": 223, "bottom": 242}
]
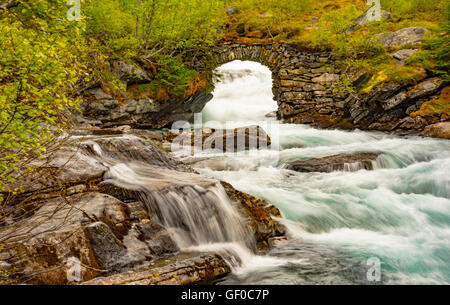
[{"left": 185, "top": 43, "right": 344, "bottom": 122}]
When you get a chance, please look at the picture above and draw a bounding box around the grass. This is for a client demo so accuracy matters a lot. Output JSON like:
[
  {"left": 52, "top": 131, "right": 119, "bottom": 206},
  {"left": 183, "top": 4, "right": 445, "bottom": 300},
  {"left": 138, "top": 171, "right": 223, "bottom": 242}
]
[{"left": 222, "top": 0, "right": 448, "bottom": 94}]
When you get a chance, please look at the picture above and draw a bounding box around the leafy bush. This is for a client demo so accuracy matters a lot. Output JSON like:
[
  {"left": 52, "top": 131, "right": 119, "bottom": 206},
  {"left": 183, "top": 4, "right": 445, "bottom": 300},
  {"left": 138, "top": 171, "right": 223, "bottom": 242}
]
[
  {"left": 149, "top": 55, "right": 198, "bottom": 98},
  {"left": 0, "top": 0, "right": 86, "bottom": 197}
]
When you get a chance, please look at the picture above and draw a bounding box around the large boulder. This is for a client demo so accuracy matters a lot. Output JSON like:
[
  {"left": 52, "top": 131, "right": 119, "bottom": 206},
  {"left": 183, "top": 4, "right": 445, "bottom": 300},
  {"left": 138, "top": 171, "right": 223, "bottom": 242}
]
[
  {"left": 422, "top": 122, "right": 450, "bottom": 139},
  {"left": 167, "top": 125, "right": 271, "bottom": 153},
  {"left": 1, "top": 192, "right": 158, "bottom": 284},
  {"left": 286, "top": 152, "right": 380, "bottom": 173},
  {"left": 378, "top": 27, "right": 427, "bottom": 48}
]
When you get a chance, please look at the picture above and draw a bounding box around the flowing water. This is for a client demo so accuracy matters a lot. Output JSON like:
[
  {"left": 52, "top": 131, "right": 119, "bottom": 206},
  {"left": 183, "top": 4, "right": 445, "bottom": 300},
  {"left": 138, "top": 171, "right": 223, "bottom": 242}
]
[{"left": 172, "top": 60, "right": 450, "bottom": 284}]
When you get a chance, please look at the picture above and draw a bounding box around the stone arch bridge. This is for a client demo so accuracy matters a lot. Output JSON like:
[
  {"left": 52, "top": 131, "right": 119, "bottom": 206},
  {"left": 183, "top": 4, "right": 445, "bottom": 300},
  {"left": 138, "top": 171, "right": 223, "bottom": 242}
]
[
  {"left": 80, "top": 42, "right": 444, "bottom": 132},
  {"left": 183, "top": 42, "right": 345, "bottom": 124}
]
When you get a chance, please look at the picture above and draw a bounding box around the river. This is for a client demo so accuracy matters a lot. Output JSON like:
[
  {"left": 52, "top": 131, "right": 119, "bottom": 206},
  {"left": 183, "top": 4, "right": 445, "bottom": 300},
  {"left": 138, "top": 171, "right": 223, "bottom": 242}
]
[{"left": 172, "top": 60, "right": 450, "bottom": 285}]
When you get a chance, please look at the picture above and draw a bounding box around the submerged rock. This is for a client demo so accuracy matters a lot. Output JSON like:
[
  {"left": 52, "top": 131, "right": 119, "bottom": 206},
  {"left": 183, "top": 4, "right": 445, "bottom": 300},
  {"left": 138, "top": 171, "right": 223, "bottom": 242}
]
[{"left": 286, "top": 152, "right": 380, "bottom": 173}]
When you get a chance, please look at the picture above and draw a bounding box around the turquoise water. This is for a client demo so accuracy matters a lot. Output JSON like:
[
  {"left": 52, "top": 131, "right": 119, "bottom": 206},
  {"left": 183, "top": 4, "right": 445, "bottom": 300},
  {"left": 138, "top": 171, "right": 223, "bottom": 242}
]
[{"left": 175, "top": 61, "right": 450, "bottom": 284}]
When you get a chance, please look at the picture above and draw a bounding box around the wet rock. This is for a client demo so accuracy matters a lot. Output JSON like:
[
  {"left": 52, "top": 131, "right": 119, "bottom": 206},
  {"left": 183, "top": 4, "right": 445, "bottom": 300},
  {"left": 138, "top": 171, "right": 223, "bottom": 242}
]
[
  {"left": 286, "top": 152, "right": 380, "bottom": 173},
  {"left": 422, "top": 122, "right": 450, "bottom": 139},
  {"left": 268, "top": 236, "right": 289, "bottom": 249},
  {"left": 168, "top": 125, "right": 271, "bottom": 152},
  {"left": 84, "top": 222, "right": 128, "bottom": 271},
  {"left": 221, "top": 182, "right": 285, "bottom": 249},
  {"left": 1, "top": 190, "right": 182, "bottom": 284},
  {"left": 1, "top": 192, "right": 131, "bottom": 284},
  {"left": 395, "top": 116, "right": 428, "bottom": 131},
  {"left": 378, "top": 27, "right": 427, "bottom": 48},
  {"left": 82, "top": 254, "right": 230, "bottom": 285},
  {"left": 87, "top": 135, "right": 190, "bottom": 171}
]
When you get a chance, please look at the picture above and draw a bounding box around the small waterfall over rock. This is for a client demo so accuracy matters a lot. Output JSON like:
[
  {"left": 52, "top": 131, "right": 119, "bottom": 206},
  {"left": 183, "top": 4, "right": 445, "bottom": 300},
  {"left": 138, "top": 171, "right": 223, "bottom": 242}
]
[{"left": 80, "top": 136, "right": 256, "bottom": 260}]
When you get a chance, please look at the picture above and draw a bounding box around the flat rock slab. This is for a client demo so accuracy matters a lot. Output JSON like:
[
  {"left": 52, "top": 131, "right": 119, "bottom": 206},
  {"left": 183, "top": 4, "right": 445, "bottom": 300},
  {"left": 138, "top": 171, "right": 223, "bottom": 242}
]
[
  {"left": 82, "top": 253, "right": 230, "bottom": 285},
  {"left": 379, "top": 27, "right": 427, "bottom": 48},
  {"left": 286, "top": 152, "right": 380, "bottom": 173}
]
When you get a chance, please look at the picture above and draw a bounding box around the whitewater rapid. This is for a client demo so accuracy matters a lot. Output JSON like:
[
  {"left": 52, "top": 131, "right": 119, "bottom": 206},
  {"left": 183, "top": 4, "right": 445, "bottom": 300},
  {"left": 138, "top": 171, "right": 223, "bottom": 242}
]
[{"left": 175, "top": 60, "right": 450, "bottom": 284}]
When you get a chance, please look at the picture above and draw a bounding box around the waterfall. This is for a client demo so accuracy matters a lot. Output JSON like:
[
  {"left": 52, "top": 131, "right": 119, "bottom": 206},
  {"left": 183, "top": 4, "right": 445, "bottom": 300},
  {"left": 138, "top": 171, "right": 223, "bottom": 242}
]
[{"left": 79, "top": 137, "right": 260, "bottom": 271}]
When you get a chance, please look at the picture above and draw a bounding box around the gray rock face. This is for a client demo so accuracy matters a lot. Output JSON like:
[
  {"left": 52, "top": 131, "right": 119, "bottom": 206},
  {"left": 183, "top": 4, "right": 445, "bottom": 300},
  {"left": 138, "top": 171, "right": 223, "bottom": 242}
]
[
  {"left": 392, "top": 49, "right": 418, "bottom": 61},
  {"left": 80, "top": 89, "right": 213, "bottom": 129},
  {"left": 84, "top": 221, "right": 128, "bottom": 271},
  {"left": 286, "top": 153, "right": 380, "bottom": 173},
  {"left": 382, "top": 77, "right": 444, "bottom": 110},
  {"left": 346, "top": 75, "right": 444, "bottom": 133},
  {"left": 112, "top": 61, "right": 151, "bottom": 85},
  {"left": 379, "top": 27, "right": 427, "bottom": 48}
]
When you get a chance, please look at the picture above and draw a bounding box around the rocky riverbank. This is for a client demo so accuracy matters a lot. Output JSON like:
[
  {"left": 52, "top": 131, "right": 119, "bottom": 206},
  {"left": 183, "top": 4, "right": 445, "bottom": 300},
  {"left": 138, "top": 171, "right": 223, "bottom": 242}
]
[
  {"left": 74, "top": 27, "right": 448, "bottom": 139},
  {"left": 0, "top": 129, "right": 285, "bottom": 285}
]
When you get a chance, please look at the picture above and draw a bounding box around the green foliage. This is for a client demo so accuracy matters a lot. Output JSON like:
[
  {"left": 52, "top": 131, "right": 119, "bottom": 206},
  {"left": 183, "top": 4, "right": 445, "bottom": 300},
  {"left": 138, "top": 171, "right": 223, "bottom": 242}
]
[
  {"left": 149, "top": 55, "right": 198, "bottom": 98},
  {"left": 309, "top": 5, "right": 386, "bottom": 58},
  {"left": 0, "top": 0, "right": 86, "bottom": 195},
  {"left": 405, "top": 5, "right": 450, "bottom": 80},
  {"left": 225, "top": 0, "right": 314, "bottom": 39},
  {"left": 381, "top": 0, "right": 445, "bottom": 19}
]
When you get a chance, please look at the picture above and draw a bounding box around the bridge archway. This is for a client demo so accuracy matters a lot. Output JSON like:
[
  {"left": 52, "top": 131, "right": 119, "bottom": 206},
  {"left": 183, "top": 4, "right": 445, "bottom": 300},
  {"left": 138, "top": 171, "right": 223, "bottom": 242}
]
[{"left": 184, "top": 43, "right": 344, "bottom": 123}]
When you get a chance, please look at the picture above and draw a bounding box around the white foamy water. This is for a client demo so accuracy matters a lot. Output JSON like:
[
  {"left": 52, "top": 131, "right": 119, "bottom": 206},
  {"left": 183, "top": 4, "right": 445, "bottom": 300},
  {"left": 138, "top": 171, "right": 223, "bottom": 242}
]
[
  {"left": 173, "top": 60, "right": 450, "bottom": 284},
  {"left": 202, "top": 60, "right": 277, "bottom": 125}
]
